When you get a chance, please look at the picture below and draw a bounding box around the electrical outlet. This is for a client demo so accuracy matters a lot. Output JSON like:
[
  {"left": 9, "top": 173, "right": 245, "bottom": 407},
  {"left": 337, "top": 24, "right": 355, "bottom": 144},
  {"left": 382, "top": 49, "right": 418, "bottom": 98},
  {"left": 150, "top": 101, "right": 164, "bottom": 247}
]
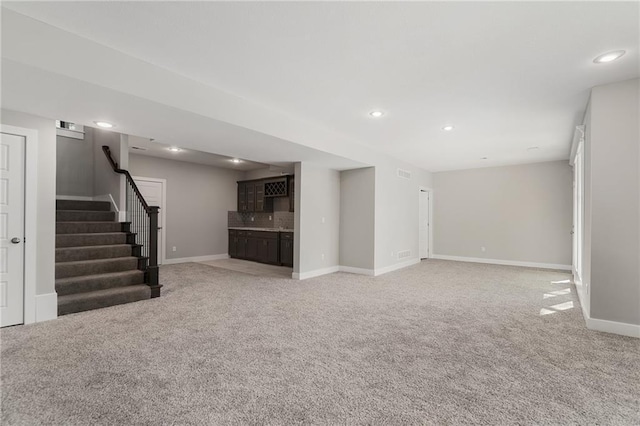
[
  {"left": 172, "top": 246, "right": 177, "bottom": 252},
  {"left": 251, "top": 216, "right": 254, "bottom": 222},
  {"left": 269, "top": 215, "right": 272, "bottom": 220},
  {"left": 481, "top": 246, "right": 486, "bottom": 252},
  {"left": 391, "top": 251, "right": 394, "bottom": 257},
  {"left": 321, "top": 217, "right": 325, "bottom": 224},
  {"left": 321, "top": 253, "right": 325, "bottom": 260}
]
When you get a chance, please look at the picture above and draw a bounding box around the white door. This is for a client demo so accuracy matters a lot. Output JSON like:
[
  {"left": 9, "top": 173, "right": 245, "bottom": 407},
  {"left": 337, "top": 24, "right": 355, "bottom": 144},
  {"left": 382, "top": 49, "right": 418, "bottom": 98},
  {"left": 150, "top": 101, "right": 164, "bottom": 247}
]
[
  {"left": 419, "top": 190, "right": 430, "bottom": 259},
  {"left": 133, "top": 177, "right": 165, "bottom": 265},
  {"left": 1, "top": 132, "right": 25, "bottom": 327}
]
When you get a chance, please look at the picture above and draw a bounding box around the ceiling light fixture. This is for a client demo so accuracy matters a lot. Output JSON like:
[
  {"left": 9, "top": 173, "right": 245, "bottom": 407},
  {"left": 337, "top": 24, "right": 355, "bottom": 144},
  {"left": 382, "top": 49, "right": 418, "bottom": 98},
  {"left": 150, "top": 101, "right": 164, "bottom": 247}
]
[
  {"left": 527, "top": 146, "right": 540, "bottom": 151},
  {"left": 481, "top": 157, "right": 488, "bottom": 160},
  {"left": 442, "top": 125, "right": 454, "bottom": 131},
  {"left": 94, "top": 121, "right": 114, "bottom": 128},
  {"left": 369, "top": 110, "right": 385, "bottom": 118},
  {"left": 168, "top": 147, "right": 182, "bottom": 152},
  {"left": 231, "top": 158, "right": 241, "bottom": 164},
  {"left": 593, "top": 50, "right": 625, "bottom": 64}
]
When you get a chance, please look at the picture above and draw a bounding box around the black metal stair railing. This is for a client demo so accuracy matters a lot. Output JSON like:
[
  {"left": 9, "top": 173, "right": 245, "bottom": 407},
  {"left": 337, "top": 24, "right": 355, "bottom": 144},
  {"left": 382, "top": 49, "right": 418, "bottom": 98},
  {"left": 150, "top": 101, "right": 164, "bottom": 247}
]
[{"left": 102, "top": 145, "right": 161, "bottom": 298}]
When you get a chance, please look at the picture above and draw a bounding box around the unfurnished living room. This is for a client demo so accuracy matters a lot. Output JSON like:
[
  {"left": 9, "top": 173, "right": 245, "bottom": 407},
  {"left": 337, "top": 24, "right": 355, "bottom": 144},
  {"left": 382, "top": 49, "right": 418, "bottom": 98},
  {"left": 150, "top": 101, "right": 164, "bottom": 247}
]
[{"left": 1, "top": 1, "right": 639, "bottom": 425}]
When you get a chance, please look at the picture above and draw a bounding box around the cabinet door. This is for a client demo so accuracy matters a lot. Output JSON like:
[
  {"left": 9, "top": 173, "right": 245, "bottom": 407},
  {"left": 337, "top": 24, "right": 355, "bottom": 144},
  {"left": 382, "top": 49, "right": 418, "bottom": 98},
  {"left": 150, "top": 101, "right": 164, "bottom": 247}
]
[
  {"left": 255, "top": 182, "right": 265, "bottom": 212},
  {"left": 237, "top": 232, "right": 247, "bottom": 258},
  {"left": 280, "top": 233, "right": 294, "bottom": 267},
  {"left": 229, "top": 231, "right": 238, "bottom": 257},
  {"left": 247, "top": 184, "right": 255, "bottom": 212},
  {"left": 266, "top": 238, "right": 279, "bottom": 264},
  {"left": 246, "top": 235, "right": 258, "bottom": 260},
  {"left": 238, "top": 183, "right": 247, "bottom": 212}
]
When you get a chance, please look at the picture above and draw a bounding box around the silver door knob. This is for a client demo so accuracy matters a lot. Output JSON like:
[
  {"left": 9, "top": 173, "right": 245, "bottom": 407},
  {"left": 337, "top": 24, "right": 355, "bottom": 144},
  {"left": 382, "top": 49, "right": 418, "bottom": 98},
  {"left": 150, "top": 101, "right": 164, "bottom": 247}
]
[{"left": 11, "top": 237, "right": 21, "bottom": 244}]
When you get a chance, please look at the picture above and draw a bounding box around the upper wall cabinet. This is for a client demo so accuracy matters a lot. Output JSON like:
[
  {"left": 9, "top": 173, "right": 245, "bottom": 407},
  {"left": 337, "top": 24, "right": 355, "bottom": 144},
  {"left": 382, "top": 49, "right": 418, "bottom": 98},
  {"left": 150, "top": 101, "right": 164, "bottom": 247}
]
[
  {"left": 263, "top": 177, "right": 289, "bottom": 197},
  {"left": 237, "top": 180, "right": 274, "bottom": 212}
]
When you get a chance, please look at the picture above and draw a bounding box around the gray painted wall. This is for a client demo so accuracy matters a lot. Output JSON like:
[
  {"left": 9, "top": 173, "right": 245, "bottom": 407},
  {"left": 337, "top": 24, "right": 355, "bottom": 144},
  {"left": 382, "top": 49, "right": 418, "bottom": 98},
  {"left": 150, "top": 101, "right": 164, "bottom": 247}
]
[
  {"left": 56, "top": 127, "right": 95, "bottom": 197},
  {"left": 297, "top": 162, "right": 340, "bottom": 274},
  {"left": 433, "top": 161, "right": 573, "bottom": 266},
  {"left": 93, "top": 129, "right": 125, "bottom": 209},
  {"left": 587, "top": 78, "right": 639, "bottom": 325},
  {"left": 374, "top": 163, "right": 433, "bottom": 270},
  {"left": 129, "top": 154, "right": 243, "bottom": 260},
  {"left": 340, "top": 167, "right": 375, "bottom": 270},
  {"left": 1, "top": 109, "right": 56, "bottom": 296}
]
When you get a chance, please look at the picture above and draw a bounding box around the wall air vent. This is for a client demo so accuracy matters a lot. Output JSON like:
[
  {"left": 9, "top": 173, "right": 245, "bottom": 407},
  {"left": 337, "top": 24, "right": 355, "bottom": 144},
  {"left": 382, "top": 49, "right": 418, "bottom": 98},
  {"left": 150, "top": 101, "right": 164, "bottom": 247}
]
[
  {"left": 397, "top": 250, "right": 411, "bottom": 259},
  {"left": 131, "top": 146, "right": 148, "bottom": 151},
  {"left": 397, "top": 168, "right": 412, "bottom": 179}
]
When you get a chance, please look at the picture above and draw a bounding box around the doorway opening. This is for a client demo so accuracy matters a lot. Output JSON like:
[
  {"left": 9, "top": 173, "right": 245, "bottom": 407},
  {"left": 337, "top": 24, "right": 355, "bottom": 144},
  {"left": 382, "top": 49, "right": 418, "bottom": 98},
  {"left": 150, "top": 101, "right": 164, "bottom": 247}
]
[{"left": 132, "top": 176, "right": 167, "bottom": 265}]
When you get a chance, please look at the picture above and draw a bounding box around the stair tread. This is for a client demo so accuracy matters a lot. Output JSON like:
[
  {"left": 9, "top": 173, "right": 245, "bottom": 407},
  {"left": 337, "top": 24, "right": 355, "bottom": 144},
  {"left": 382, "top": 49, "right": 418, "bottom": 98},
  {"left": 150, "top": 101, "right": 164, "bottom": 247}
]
[
  {"left": 58, "top": 285, "right": 150, "bottom": 303},
  {"left": 56, "top": 270, "right": 144, "bottom": 284},
  {"left": 56, "top": 244, "right": 132, "bottom": 251},
  {"left": 55, "top": 256, "right": 139, "bottom": 266}
]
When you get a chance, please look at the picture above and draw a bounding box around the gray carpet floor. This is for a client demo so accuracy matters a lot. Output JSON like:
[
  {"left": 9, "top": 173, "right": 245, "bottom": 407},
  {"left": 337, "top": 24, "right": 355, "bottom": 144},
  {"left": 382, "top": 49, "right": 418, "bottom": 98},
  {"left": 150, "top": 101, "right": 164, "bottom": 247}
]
[{"left": 1, "top": 260, "right": 638, "bottom": 425}]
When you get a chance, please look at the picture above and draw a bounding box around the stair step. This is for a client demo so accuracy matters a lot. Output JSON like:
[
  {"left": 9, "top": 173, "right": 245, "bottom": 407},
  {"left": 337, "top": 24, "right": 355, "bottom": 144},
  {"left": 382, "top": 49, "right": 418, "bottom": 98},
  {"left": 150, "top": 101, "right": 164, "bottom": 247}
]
[
  {"left": 57, "top": 210, "right": 116, "bottom": 222},
  {"left": 56, "top": 244, "right": 133, "bottom": 262},
  {"left": 56, "top": 232, "right": 128, "bottom": 248},
  {"left": 56, "top": 270, "right": 146, "bottom": 296},
  {"left": 56, "top": 200, "right": 111, "bottom": 212},
  {"left": 57, "top": 222, "right": 122, "bottom": 234},
  {"left": 58, "top": 285, "right": 151, "bottom": 316},
  {"left": 55, "top": 257, "right": 139, "bottom": 279}
]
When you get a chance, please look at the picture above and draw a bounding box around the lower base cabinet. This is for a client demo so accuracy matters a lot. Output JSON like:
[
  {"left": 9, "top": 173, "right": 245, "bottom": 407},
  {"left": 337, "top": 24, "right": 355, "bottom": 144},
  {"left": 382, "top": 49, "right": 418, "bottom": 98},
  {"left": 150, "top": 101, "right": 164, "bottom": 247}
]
[{"left": 229, "top": 229, "right": 291, "bottom": 266}]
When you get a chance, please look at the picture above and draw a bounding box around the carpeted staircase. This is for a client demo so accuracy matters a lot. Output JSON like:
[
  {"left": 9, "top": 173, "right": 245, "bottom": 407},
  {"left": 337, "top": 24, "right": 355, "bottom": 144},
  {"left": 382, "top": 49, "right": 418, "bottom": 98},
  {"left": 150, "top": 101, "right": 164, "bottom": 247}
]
[{"left": 55, "top": 200, "right": 151, "bottom": 315}]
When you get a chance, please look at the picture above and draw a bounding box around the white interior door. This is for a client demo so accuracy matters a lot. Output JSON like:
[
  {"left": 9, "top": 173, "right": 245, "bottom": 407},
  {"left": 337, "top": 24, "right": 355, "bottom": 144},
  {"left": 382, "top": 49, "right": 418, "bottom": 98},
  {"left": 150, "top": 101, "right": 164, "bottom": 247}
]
[
  {"left": 1, "top": 132, "right": 25, "bottom": 327},
  {"left": 419, "top": 190, "right": 430, "bottom": 259},
  {"left": 133, "top": 177, "right": 166, "bottom": 265}
]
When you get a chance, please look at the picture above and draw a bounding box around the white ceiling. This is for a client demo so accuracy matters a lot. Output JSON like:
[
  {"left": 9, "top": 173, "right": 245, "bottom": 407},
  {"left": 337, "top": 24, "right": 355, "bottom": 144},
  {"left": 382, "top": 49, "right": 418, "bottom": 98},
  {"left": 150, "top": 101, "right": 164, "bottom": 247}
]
[{"left": 2, "top": 2, "right": 639, "bottom": 171}]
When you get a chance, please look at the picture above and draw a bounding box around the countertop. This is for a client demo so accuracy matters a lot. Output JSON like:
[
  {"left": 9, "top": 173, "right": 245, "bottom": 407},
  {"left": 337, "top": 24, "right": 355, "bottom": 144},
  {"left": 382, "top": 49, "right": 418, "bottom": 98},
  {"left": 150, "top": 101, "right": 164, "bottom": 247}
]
[{"left": 228, "top": 227, "right": 294, "bottom": 232}]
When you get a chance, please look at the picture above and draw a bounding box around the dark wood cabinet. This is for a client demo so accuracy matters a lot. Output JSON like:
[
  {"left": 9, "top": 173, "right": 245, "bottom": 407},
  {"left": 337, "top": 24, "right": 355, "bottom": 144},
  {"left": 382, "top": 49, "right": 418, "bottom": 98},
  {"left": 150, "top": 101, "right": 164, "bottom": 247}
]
[
  {"left": 280, "top": 232, "right": 294, "bottom": 267},
  {"left": 229, "top": 230, "right": 293, "bottom": 267},
  {"left": 237, "top": 181, "right": 272, "bottom": 213},
  {"left": 237, "top": 183, "right": 248, "bottom": 212},
  {"left": 229, "top": 229, "right": 238, "bottom": 257}
]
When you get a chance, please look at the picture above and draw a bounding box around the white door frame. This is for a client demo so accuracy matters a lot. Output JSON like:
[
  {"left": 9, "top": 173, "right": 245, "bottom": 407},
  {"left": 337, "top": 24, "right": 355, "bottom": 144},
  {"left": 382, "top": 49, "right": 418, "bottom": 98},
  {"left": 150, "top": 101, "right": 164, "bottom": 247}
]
[
  {"left": 418, "top": 186, "right": 434, "bottom": 259},
  {"left": 132, "top": 176, "right": 167, "bottom": 265},
  {"left": 1, "top": 125, "right": 38, "bottom": 324}
]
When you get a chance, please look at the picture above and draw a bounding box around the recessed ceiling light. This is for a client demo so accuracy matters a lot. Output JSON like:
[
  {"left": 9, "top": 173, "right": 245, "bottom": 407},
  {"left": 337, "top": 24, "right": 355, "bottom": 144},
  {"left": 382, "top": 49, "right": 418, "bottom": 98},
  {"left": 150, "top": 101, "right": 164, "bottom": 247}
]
[
  {"left": 593, "top": 50, "right": 625, "bottom": 64},
  {"left": 481, "top": 157, "right": 488, "bottom": 160},
  {"left": 369, "top": 110, "right": 385, "bottom": 118},
  {"left": 167, "top": 147, "right": 182, "bottom": 152},
  {"left": 94, "top": 121, "right": 114, "bottom": 128},
  {"left": 442, "top": 125, "right": 454, "bottom": 131},
  {"left": 527, "top": 146, "right": 540, "bottom": 151},
  {"left": 231, "top": 158, "right": 241, "bottom": 164}
]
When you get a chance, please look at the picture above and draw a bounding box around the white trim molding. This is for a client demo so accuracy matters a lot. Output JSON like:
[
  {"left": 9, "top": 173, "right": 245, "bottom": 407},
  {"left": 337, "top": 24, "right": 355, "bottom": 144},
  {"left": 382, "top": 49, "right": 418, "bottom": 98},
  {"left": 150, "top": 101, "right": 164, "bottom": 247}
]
[
  {"left": 35, "top": 293, "right": 58, "bottom": 323},
  {"left": 293, "top": 266, "right": 340, "bottom": 280},
  {"left": 374, "top": 258, "right": 421, "bottom": 276},
  {"left": 163, "top": 253, "right": 230, "bottom": 265},
  {"left": 586, "top": 317, "right": 640, "bottom": 338},
  {"left": 339, "top": 266, "right": 375, "bottom": 276},
  {"left": 431, "top": 254, "right": 571, "bottom": 271}
]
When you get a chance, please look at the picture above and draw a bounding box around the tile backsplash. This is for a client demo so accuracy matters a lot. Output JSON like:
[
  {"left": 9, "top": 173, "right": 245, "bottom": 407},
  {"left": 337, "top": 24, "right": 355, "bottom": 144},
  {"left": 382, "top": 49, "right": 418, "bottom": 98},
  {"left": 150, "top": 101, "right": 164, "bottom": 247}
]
[{"left": 228, "top": 211, "right": 294, "bottom": 230}]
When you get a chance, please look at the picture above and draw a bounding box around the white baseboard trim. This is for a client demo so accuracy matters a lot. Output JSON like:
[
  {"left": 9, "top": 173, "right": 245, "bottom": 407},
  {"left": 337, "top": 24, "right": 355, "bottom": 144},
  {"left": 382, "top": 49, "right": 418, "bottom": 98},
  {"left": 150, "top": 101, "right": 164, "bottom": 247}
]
[
  {"left": 431, "top": 254, "right": 571, "bottom": 271},
  {"left": 293, "top": 266, "right": 340, "bottom": 280},
  {"left": 587, "top": 317, "right": 640, "bottom": 338},
  {"left": 164, "top": 254, "right": 230, "bottom": 265},
  {"left": 56, "top": 195, "right": 93, "bottom": 201},
  {"left": 374, "top": 258, "right": 421, "bottom": 276},
  {"left": 35, "top": 293, "right": 58, "bottom": 323},
  {"left": 338, "top": 266, "right": 375, "bottom": 276}
]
